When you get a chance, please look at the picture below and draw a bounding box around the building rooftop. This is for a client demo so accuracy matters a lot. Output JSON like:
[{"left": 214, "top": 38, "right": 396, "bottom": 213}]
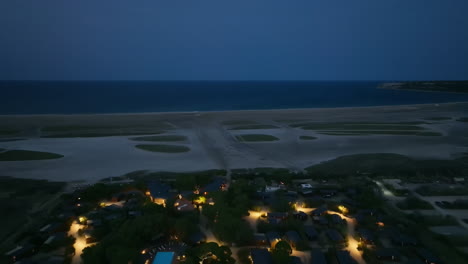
[
  {"left": 266, "top": 231, "right": 281, "bottom": 243},
  {"left": 201, "top": 177, "right": 225, "bottom": 193},
  {"left": 336, "top": 250, "right": 355, "bottom": 264},
  {"left": 285, "top": 230, "right": 301, "bottom": 243},
  {"left": 326, "top": 229, "right": 345, "bottom": 243},
  {"left": 304, "top": 225, "right": 318, "bottom": 239},
  {"left": 376, "top": 248, "right": 401, "bottom": 259},
  {"left": 330, "top": 214, "right": 343, "bottom": 224},
  {"left": 311, "top": 206, "right": 327, "bottom": 216},
  {"left": 310, "top": 249, "right": 328, "bottom": 264},
  {"left": 416, "top": 248, "right": 442, "bottom": 264},
  {"left": 148, "top": 180, "right": 171, "bottom": 200},
  {"left": 250, "top": 248, "right": 273, "bottom": 264},
  {"left": 357, "top": 229, "right": 375, "bottom": 242},
  {"left": 268, "top": 212, "right": 288, "bottom": 218},
  {"left": 188, "top": 231, "right": 206, "bottom": 245}
]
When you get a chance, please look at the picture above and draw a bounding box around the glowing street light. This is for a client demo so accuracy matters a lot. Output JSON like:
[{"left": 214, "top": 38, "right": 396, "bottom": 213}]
[
  {"left": 78, "top": 216, "right": 87, "bottom": 224},
  {"left": 338, "top": 205, "right": 349, "bottom": 215}
]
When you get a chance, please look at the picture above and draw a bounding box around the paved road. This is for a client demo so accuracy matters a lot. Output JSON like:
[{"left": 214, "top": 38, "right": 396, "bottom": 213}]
[
  {"left": 68, "top": 221, "right": 88, "bottom": 264},
  {"left": 331, "top": 212, "right": 366, "bottom": 264}
]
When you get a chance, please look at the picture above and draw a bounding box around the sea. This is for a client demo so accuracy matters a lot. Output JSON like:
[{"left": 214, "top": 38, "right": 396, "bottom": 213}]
[{"left": 1, "top": 81, "right": 468, "bottom": 115}]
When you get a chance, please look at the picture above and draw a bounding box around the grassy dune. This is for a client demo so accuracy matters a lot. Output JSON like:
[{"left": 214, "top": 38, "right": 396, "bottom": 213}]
[
  {"left": 380, "top": 81, "right": 468, "bottom": 93},
  {"left": 289, "top": 121, "right": 442, "bottom": 137},
  {"left": 319, "top": 131, "right": 442, "bottom": 136},
  {"left": 0, "top": 139, "right": 25, "bottom": 142},
  {"left": 135, "top": 144, "right": 190, "bottom": 153},
  {"left": 42, "top": 124, "right": 171, "bottom": 138},
  {"left": 43, "top": 131, "right": 164, "bottom": 138},
  {"left": 0, "top": 150, "right": 64, "bottom": 161},
  {"left": 222, "top": 120, "right": 258, "bottom": 126},
  {"left": 424, "top": 117, "right": 452, "bottom": 121},
  {"left": 294, "top": 123, "right": 425, "bottom": 130},
  {"left": 43, "top": 123, "right": 174, "bottom": 131},
  {"left": 229, "top": 124, "right": 279, "bottom": 130},
  {"left": 236, "top": 134, "right": 279, "bottom": 142},
  {"left": 306, "top": 153, "right": 468, "bottom": 180},
  {"left": 299, "top": 136, "right": 317, "bottom": 140},
  {"left": 0, "top": 129, "right": 19, "bottom": 135},
  {"left": 0, "top": 177, "right": 65, "bottom": 250},
  {"left": 131, "top": 135, "right": 187, "bottom": 142}
]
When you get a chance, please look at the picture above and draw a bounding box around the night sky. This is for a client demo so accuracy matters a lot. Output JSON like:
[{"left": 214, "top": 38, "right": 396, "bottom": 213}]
[{"left": 1, "top": 0, "right": 467, "bottom": 81}]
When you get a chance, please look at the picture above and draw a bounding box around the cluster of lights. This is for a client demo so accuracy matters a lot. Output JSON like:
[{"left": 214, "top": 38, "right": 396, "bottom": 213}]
[
  {"left": 78, "top": 216, "right": 87, "bottom": 224},
  {"left": 338, "top": 205, "right": 349, "bottom": 215},
  {"left": 193, "top": 196, "right": 206, "bottom": 205}
]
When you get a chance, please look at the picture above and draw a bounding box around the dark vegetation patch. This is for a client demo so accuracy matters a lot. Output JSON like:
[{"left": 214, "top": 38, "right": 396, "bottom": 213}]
[
  {"left": 0, "top": 177, "right": 65, "bottom": 244},
  {"left": 424, "top": 117, "right": 452, "bottom": 121},
  {"left": 135, "top": 144, "right": 190, "bottom": 153},
  {"left": 222, "top": 120, "right": 258, "bottom": 126},
  {"left": 318, "top": 131, "right": 441, "bottom": 136},
  {"left": 0, "top": 129, "right": 19, "bottom": 135},
  {"left": 0, "top": 138, "right": 25, "bottom": 142},
  {"left": 290, "top": 122, "right": 427, "bottom": 129},
  {"left": 0, "top": 150, "right": 64, "bottom": 161},
  {"left": 381, "top": 81, "right": 468, "bottom": 93},
  {"left": 236, "top": 134, "right": 279, "bottom": 142},
  {"left": 43, "top": 131, "right": 164, "bottom": 138},
  {"left": 42, "top": 124, "right": 172, "bottom": 138},
  {"left": 306, "top": 153, "right": 468, "bottom": 181},
  {"left": 416, "top": 186, "right": 468, "bottom": 196},
  {"left": 124, "top": 170, "right": 226, "bottom": 190},
  {"left": 130, "top": 135, "right": 187, "bottom": 142},
  {"left": 436, "top": 200, "right": 468, "bottom": 209},
  {"left": 289, "top": 121, "right": 442, "bottom": 136},
  {"left": 229, "top": 124, "right": 279, "bottom": 130},
  {"left": 396, "top": 196, "right": 434, "bottom": 210},
  {"left": 299, "top": 136, "right": 317, "bottom": 140}
]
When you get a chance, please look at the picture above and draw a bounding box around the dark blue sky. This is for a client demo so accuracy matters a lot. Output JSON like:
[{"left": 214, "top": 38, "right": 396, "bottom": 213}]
[{"left": 1, "top": 0, "right": 467, "bottom": 80}]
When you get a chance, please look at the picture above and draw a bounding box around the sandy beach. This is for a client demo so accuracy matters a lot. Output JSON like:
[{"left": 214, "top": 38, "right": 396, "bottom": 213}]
[{"left": 1, "top": 103, "right": 467, "bottom": 182}]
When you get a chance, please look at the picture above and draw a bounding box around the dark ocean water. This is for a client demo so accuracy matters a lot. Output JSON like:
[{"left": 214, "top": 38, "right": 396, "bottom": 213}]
[{"left": 1, "top": 81, "right": 468, "bottom": 115}]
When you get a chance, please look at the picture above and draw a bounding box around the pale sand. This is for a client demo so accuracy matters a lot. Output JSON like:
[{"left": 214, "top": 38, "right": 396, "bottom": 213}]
[{"left": 0, "top": 103, "right": 467, "bottom": 182}]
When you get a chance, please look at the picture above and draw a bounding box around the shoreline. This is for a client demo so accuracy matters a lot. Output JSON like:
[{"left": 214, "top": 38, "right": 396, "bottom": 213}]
[
  {"left": 1, "top": 101, "right": 468, "bottom": 118},
  {"left": 379, "top": 86, "right": 468, "bottom": 95}
]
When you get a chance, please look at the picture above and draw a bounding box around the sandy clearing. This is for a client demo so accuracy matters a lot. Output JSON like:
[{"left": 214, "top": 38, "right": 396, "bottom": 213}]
[{"left": 0, "top": 134, "right": 220, "bottom": 182}]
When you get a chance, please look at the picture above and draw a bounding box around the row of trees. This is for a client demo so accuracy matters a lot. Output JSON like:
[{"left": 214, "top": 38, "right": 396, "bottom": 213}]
[
  {"left": 202, "top": 179, "right": 255, "bottom": 246},
  {"left": 81, "top": 202, "right": 169, "bottom": 264}
]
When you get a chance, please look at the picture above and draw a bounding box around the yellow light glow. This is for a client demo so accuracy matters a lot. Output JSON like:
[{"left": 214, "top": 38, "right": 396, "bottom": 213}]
[
  {"left": 141, "top": 249, "right": 146, "bottom": 254},
  {"left": 154, "top": 198, "right": 166, "bottom": 207},
  {"left": 194, "top": 196, "right": 206, "bottom": 204},
  {"left": 78, "top": 216, "right": 87, "bottom": 223},
  {"left": 338, "top": 205, "right": 349, "bottom": 215}
]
